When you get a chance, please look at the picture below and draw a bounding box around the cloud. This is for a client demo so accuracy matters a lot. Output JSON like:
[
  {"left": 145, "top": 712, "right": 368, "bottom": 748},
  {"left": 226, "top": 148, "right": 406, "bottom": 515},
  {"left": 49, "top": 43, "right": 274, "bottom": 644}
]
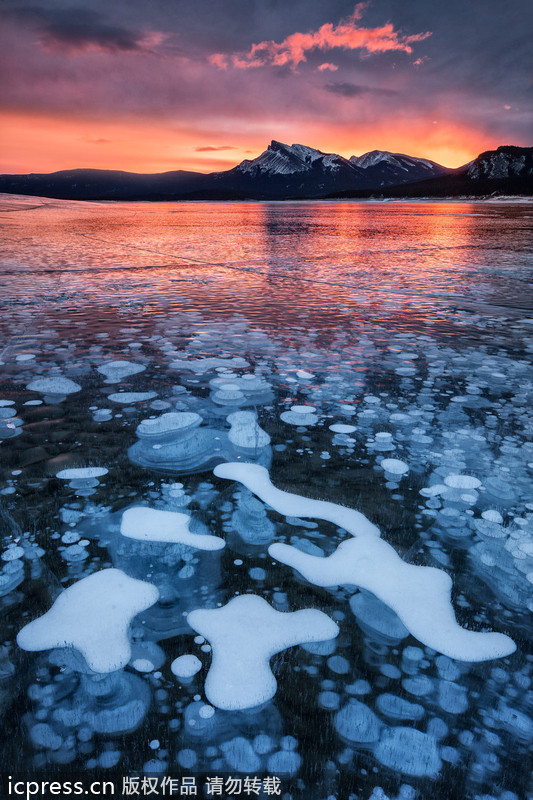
[
  {"left": 195, "top": 145, "right": 238, "bottom": 152},
  {"left": 210, "top": 3, "right": 431, "bottom": 70},
  {"left": 324, "top": 81, "right": 397, "bottom": 97},
  {"left": 317, "top": 63, "right": 338, "bottom": 72},
  {"left": 2, "top": 6, "right": 165, "bottom": 54}
]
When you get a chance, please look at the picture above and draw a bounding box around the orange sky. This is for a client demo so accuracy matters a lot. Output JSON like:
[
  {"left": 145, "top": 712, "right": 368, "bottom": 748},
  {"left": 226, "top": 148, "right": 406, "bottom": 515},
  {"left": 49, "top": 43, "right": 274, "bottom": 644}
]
[
  {"left": 0, "top": 1, "right": 529, "bottom": 175},
  {"left": 1, "top": 110, "right": 497, "bottom": 174}
]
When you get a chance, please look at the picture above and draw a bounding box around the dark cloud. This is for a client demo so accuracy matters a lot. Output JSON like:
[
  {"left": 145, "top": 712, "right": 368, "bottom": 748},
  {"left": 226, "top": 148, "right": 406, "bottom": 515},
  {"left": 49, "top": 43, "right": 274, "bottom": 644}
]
[
  {"left": 2, "top": 6, "right": 161, "bottom": 53},
  {"left": 195, "top": 145, "right": 238, "bottom": 152},
  {"left": 324, "top": 82, "right": 396, "bottom": 97}
]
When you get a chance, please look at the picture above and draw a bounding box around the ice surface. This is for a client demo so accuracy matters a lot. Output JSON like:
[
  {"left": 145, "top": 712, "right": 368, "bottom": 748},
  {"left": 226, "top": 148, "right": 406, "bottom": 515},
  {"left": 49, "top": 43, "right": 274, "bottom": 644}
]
[
  {"left": 214, "top": 464, "right": 515, "bottom": 662},
  {"left": 187, "top": 594, "right": 339, "bottom": 710},
  {"left": 120, "top": 506, "right": 225, "bottom": 550},
  {"left": 17, "top": 569, "right": 159, "bottom": 672}
]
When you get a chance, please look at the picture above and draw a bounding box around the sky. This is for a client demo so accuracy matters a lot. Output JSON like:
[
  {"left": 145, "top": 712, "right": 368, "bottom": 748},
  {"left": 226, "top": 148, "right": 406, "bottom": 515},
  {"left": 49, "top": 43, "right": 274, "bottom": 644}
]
[{"left": 0, "top": 0, "right": 531, "bottom": 173}]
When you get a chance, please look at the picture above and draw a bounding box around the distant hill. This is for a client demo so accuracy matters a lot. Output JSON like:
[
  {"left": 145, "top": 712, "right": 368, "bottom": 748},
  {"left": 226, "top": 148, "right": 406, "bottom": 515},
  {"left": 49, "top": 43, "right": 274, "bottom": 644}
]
[{"left": 0, "top": 143, "right": 531, "bottom": 200}]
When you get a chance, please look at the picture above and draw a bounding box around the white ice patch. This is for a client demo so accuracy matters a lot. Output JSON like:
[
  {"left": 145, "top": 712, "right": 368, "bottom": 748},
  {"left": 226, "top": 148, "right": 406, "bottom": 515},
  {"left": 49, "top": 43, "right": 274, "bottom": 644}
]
[
  {"left": 120, "top": 507, "right": 225, "bottom": 550},
  {"left": 187, "top": 594, "right": 339, "bottom": 710},
  {"left": 17, "top": 569, "right": 159, "bottom": 673},
  {"left": 97, "top": 361, "right": 146, "bottom": 383},
  {"left": 56, "top": 467, "right": 108, "bottom": 480},
  {"left": 215, "top": 464, "right": 515, "bottom": 662},
  {"left": 268, "top": 538, "right": 515, "bottom": 662},
  {"left": 26, "top": 376, "right": 81, "bottom": 395},
  {"left": 214, "top": 463, "right": 380, "bottom": 539}
]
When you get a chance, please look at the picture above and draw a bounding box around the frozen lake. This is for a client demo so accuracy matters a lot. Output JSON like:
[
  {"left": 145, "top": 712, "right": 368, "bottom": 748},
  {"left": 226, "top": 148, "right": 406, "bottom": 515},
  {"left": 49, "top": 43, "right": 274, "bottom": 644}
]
[{"left": 0, "top": 195, "right": 532, "bottom": 799}]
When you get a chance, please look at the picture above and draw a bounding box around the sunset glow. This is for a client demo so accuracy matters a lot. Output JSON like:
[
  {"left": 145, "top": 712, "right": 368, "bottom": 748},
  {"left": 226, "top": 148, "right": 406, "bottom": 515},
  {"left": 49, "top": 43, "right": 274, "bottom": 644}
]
[{"left": 0, "top": 1, "right": 530, "bottom": 174}]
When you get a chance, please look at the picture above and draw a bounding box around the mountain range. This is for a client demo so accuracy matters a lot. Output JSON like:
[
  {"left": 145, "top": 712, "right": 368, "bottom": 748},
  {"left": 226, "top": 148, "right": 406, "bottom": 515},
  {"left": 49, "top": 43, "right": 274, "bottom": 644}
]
[{"left": 0, "top": 142, "right": 531, "bottom": 201}]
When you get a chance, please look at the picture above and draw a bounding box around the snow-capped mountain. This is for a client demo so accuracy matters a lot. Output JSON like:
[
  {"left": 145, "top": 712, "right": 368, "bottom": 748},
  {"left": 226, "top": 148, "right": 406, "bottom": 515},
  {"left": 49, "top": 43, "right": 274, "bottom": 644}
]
[
  {"left": 350, "top": 150, "right": 446, "bottom": 186},
  {"left": 467, "top": 145, "right": 533, "bottom": 180},
  {"left": 210, "top": 140, "right": 449, "bottom": 198},
  {"left": 233, "top": 140, "right": 354, "bottom": 177}
]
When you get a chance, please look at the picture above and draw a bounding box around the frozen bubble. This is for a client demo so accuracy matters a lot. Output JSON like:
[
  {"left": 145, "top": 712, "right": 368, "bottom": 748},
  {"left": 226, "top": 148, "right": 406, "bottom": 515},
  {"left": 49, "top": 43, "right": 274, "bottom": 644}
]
[
  {"left": 438, "top": 680, "right": 468, "bottom": 714},
  {"left": 381, "top": 459, "right": 409, "bottom": 480},
  {"left": 280, "top": 405, "right": 318, "bottom": 426},
  {"left": 132, "top": 659, "right": 155, "bottom": 673},
  {"left": 27, "top": 377, "right": 81, "bottom": 395},
  {"left": 327, "top": 655, "right": 350, "bottom": 675},
  {"left": 171, "top": 655, "right": 202, "bottom": 679},
  {"left": 375, "top": 694, "right": 425, "bottom": 722},
  {"left": 267, "top": 749, "right": 301, "bottom": 776},
  {"left": 177, "top": 749, "right": 197, "bottom": 769},
  {"left": 227, "top": 410, "right": 270, "bottom": 450},
  {"left": 402, "top": 675, "right": 434, "bottom": 697},
  {"left": 30, "top": 723, "right": 62, "bottom": 751},
  {"left": 482, "top": 510, "right": 504, "bottom": 524},
  {"left": 249, "top": 567, "right": 266, "bottom": 581},
  {"left": 2, "top": 546, "right": 25, "bottom": 562},
  {"left": 444, "top": 475, "right": 482, "bottom": 490},
  {"left": 97, "top": 361, "right": 145, "bottom": 383},
  {"left": 56, "top": 467, "right": 108, "bottom": 480},
  {"left": 221, "top": 737, "right": 260, "bottom": 772},
  {"left": 330, "top": 424, "right": 357, "bottom": 434},
  {"left": 253, "top": 734, "right": 274, "bottom": 755},
  {"left": 108, "top": 392, "right": 157, "bottom": 404},
  {"left": 350, "top": 593, "right": 409, "bottom": 644},
  {"left": 318, "top": 691, "right": 341, "bottom": 710},
  {"left": 334, "top": 699, "right": 382, "bottom": 744},
  {"left": 137, "top": 412, "right": 201, "bottom": 439},
  {"left": 375, "top": 728, "right": 442, "bottom": 777}
]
